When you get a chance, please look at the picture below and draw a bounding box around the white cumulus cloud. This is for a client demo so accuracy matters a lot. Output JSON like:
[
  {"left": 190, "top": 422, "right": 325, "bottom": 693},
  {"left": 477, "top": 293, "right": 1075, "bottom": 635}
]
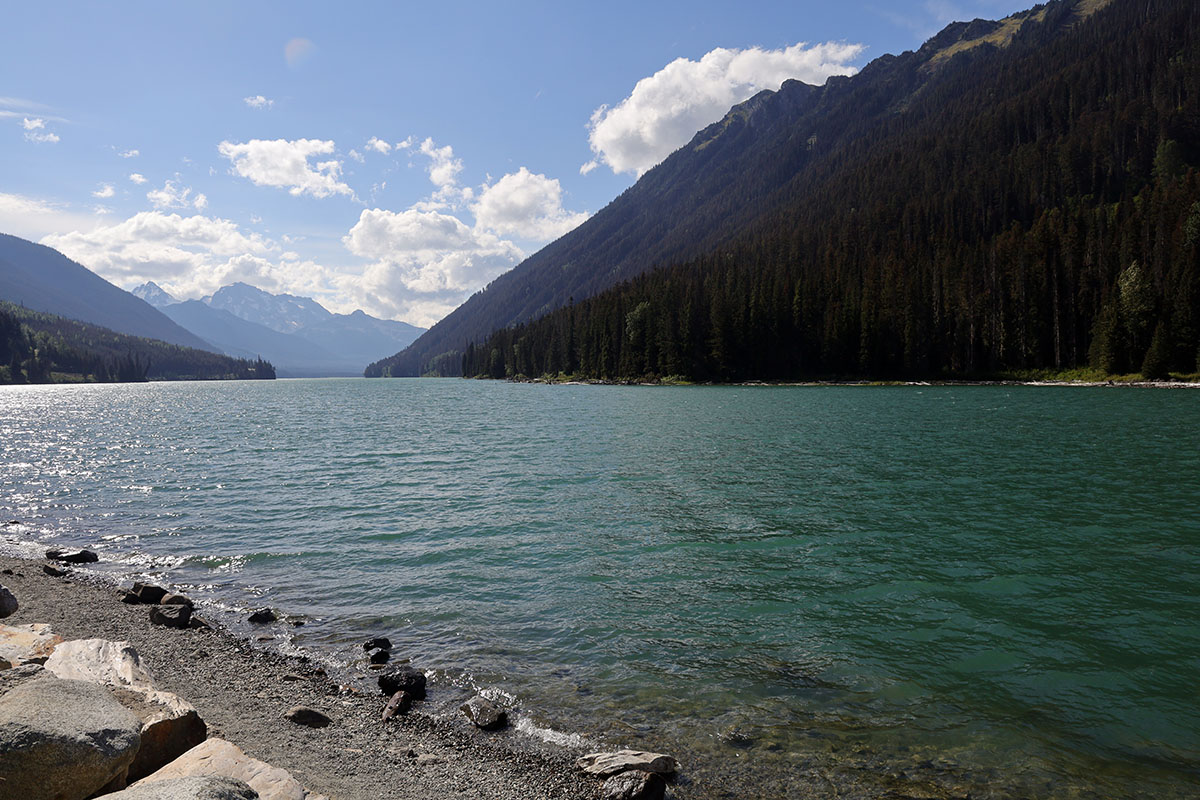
[
  {"left": 366, "top": 136, "right": 391, "bottom": 155},
  {"left": 147, "top": 179, "right": 205, "bottom": 210},
  {"left": 119, "top": 149, "right": 139, "bottom": 158},
  {"left": 39, "top": 211, "right": 329, "bottom": 301},
  {"left": 92, "top": 184, "right": 115, "bottom": 199},
  {"left": 342, "top": 207, "right": 523, "bottom": 326},
  {"left": 244, "top": 95, "right": 274, "bottom": 109},
  {"left": 583, "top": 41, "right": 864, "bottom": 177},
  {"left": 129, "top": 173, "right": 147, "bottom": 184},
  {"left": 218, "top": 138, "right": 353, "bottom": 199},
  {"left": 472, "top": 168, "right": 588, "bottom": 241}
]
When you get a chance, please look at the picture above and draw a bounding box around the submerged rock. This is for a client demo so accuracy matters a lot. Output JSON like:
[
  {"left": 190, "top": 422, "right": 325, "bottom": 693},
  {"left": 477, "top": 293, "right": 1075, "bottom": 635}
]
[
  {"left": 460, "top": 695, "right": 507, "bottom": 731},
  {"left": 149, "top": 604, "right": 193, "bottom": 629},
  {"left": 601, "top": 770, "right": 666, "bottom": 800},
  {"left": 99, "top": 775, "right": 258, "bottom": 800},
  {"left": 46, "top": 548, "right": 99, "bottom": 563},
  {"left": 0, "top": 675, "right": 142, "bottom": 800},
  {"left": 285, "top": 706, "right": 331, "bottom": 728},
  {"left": 577, "top": 750, "right": 679, "bottom": 778},
  {"left": 248, "top": 608, "right": 277, "bottom": 624},
  {"left": 377, "top": 665, "right": 426, "bottom": 699},
  {"left": 362, "top": 636, "right": 391, "bottom": 652},
  {"left": 0, "top": 584, "right": 16, "bottom": 618}
]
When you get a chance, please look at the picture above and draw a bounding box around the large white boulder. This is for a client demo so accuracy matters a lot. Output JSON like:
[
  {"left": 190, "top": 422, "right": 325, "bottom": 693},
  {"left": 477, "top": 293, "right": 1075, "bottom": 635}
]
[
  {"left": 134, "top": 738, "right": 326, "bottom": 800},
  {"left": 44, "top": 638, "right": 157, "bottom": 688}
]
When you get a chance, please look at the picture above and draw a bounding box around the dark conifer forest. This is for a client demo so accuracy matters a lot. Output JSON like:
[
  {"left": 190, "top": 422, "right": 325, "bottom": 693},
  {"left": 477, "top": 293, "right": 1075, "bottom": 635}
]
[
  {"left": 0, "top": 302, "right": 275, "bottom": 384},
  {"left": 380, "top": 0, "right": 1200, "bottom": 382}
]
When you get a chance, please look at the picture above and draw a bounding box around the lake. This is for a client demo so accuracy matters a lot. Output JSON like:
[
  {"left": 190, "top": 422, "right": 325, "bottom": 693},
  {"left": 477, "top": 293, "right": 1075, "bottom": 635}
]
[{"left": 1, "top": 379, "right": 1197, "bottom": 798}]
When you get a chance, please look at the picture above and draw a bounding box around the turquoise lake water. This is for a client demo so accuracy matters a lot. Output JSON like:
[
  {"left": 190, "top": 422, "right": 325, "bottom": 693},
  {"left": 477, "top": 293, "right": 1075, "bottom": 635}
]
[{"left": 1, "top": 379, "right": 1198, "bottom": 798}]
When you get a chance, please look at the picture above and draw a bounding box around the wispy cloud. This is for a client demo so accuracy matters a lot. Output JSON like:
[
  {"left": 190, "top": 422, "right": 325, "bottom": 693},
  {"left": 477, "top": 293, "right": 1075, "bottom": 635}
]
[{"left": 244, "top": 95, "right": 274, "bottom": 109}]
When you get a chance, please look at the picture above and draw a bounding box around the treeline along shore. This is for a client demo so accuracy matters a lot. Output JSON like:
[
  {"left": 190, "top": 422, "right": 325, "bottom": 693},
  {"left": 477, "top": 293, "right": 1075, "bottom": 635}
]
[
  {"left": 0, "top": 302, "right": 275, "bottom": 384},
  {"left": 0, "top": 546, "right": 684, "bottom": 800}
]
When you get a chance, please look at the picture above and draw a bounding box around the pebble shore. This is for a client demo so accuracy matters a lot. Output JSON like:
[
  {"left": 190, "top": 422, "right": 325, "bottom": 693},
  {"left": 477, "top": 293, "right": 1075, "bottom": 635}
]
[{"left": 0, "top": 552, "right": 607, "bottom": 800}]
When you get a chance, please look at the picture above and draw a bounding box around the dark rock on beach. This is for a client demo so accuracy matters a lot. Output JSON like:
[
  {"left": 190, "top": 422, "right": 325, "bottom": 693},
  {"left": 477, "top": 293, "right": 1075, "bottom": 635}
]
[
  {"left": 601, "top": 770, "right": 667, "bottom": 800},
  {"left": 285, "top": 705, "right": 332, "bottom": 728},
  {"left": 131, "top": 583, "right": 169, "bottom": 604},
  {"left": 363, "top": 636, "right": 391, "bottom": 651},
  {"left": 377, "top": 665, "right": 426, "bottom": 699},
  {"left": 149, "top": 604, "right": 192, "bottom": 629},
  {"left": 0, "top": 584, "right": 17, "bottom": 618},
  {"left": 46, "top": 548, "right": 99, "bottom": 564},
  {"left": 161, "top": 593, "right": 193, "bottom": 608},
  {"left": 42, "top": 563, "right": 68, "bottom": 577},
  {"left": 368, "top": 648, "right": 390, "bottom": 664},
  {"left": 461, "top": 695, "right": 508, "bottom": 730},
  {"left": 248, "top": 608, "right": 277, "bottom": 624}
]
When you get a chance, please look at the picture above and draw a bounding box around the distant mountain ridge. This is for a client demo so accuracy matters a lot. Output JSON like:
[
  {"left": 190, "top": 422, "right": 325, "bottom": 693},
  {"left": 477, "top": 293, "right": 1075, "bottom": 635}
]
[
  {"left": 131, "top": 280, "right": 425, "bottom": 377},
  {"left": 0, "top": 234, "right": 215, "bottom": 352}
]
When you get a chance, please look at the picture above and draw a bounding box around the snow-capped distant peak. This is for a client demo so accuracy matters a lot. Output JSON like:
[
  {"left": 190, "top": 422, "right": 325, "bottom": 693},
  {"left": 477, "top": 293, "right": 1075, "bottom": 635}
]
[{"left": 131, "top": 281, "right": 178, "bottom": 308}]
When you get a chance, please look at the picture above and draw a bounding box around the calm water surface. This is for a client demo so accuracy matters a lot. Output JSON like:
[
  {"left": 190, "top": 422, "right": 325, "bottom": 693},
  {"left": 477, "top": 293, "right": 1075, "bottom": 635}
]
[{"left": 1, "top": 379, "right": 1197, "bottom": 798}]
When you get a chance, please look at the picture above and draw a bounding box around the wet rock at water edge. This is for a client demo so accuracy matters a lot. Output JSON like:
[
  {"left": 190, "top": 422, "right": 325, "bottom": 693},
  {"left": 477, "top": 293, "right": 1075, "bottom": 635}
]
[
  {"left": 368, "top": 648, "right": 390, "bottom": 664},
  {"left": 381, "top": 690, "right": 413, "bottom": 722},
  {"left": 130, "top": 582, "right": 169, "bottom": 604},
  {"left": 377, "top": 665, "right": 426, "bottom": 699},
  {"left": 46, "top": 547, "right": 99, "bottom": 563},
  {"left": 149, "top": 604, "right": 192, "bottom": 629},
  {"left": 363, "top": 636, "right": 392, "bottom": 652},
  {"left": 247, "top": 608, "right": 276, "bottom": 624},
  {"left": 161, "top": 593, "right": 193, "bottom": 607},
  {"left": 601, "top": 770, "right": 667, "bottom": 800},
  {"left": 461, "top": 695, "right": 508, "bottom": 730},
  {"left": 286, "top": 706, "right": 331, "bottom": 728},
  {"left": 0, "top": 584, "right": 17, "bottom": 618},
  {"left": 578, "top": 750, "right": 680, "bottom": 778},
  {"left": 43, "top": 563, "right": 68, "bottom": 577}
]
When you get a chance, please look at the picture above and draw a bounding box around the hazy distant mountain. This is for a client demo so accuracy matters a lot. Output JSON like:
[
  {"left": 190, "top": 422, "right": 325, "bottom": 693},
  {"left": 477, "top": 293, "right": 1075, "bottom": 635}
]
[
  {"left": 205, "top": 282, "right": 331, "bottom": 334},
  {"left": 0, "top": 234, "right": 215, "bottom": 352},
  {"left": 160, "top": 300, "right": 355, "bottom": 378},
  {"left": 131, "top": 281, "right": 179, "bottom": 308},
  {"left": 297, "top": 310, "right": 424, "bottom": 367}
]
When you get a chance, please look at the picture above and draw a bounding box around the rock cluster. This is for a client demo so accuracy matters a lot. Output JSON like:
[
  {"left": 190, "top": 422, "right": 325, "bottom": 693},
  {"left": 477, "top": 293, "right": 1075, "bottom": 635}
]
[{"left": 0, "top": 580, "right": 327, "bottom": 800}]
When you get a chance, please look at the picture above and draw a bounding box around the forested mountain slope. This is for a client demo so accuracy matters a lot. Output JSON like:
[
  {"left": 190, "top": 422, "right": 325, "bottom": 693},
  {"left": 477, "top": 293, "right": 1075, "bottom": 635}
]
[
  {"left": 0, "top": 234, "right": 215, "bottom": 352},
  {"left": 0, "top": 302, "right": 274, "bottom": 383},
  {"left": 371, "top": 0, "right": 1155, "bottom": 377},
  {"left": 459, "top": 0, "right": 1199, "bottom": 381}
]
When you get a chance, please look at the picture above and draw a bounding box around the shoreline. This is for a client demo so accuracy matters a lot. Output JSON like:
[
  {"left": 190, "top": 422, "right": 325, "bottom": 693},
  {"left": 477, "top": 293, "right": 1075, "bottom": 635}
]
[
  {"left": 501, "top": 375, "right": 1200, "bottom": 389},
  {"left": 0, "top": 550, "right": 605, "bottom": 800}
]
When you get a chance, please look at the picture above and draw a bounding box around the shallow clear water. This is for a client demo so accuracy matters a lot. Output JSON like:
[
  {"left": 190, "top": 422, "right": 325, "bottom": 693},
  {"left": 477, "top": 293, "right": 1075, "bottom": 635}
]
[{"left": 1, "top": 379, "right": 1198, "bottom": 798}]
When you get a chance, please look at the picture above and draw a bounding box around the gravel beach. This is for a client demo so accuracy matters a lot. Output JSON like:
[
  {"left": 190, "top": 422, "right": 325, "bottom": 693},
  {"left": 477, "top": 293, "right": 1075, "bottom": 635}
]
[{"left": 0, "top": 553, "right": 602, "bottom": 800}]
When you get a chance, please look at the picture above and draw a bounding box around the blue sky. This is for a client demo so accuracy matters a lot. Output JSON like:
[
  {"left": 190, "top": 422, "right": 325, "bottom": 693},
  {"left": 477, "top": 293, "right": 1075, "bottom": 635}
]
[{"left": 2, "top": 0, "right": 1031, "bottom": 326}]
